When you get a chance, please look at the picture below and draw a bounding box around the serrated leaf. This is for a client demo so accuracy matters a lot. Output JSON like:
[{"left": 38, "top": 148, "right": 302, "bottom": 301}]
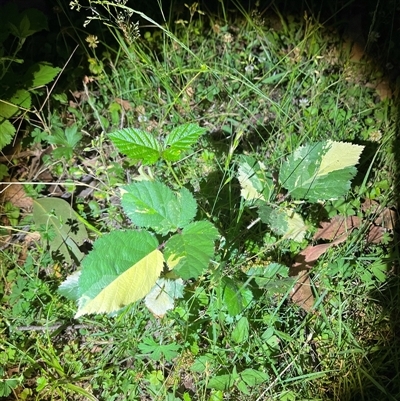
[
  {"left": 25, "top": 63, "right": 61, "bottom": 87},
  {"left": 33, "top": 198, "right": 87, "bottom": 264},
  {"left": 164, "top": 221, "right": 218, "bottom": 279},
  {"left": 108, "top": 128, "right": 161, "bottom": 165},
  {"left": 237, "top": 155, "right": 274, "bottom": 202},
  {"left": 121, "top": 181, "right": 197, "bottom": 235},
  {"left": 163, "top": 123, "right": 206, "bottom": 161},
  {"left": 75, "top": 231, "right": 163, "bottom": 317},
  {"left": 58, "top": 270, "right": 81, "bottom": 301},
  {"left": 279, "top": 141, "right": 364, "bottom": 202},
  {"left": 259, "top": 205, "right": 307, "bottom": 242},
  {"left": 0, "top": 120, "right": 15, "bottom": 150},
  {"left": 144, "top": 278, "right": 184, "bottom": 317},
  {"left": 219, "top": 277, "right": 253, "bottom": 316}
]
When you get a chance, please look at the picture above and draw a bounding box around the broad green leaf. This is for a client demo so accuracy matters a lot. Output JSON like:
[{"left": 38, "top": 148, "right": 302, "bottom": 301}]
[
  {"left": 144, "top": 278, "right": 184, "bottom": 317},
  {"left": 164, "top": 221, "right": 218, "bottom": 279},
  {"left": 163, "top": 123, "right": 206, "bottom": 161},
  {"left": 108, "top": 128, "right": 161, "bottom": 165},
  {"left": 237, "top": 155, "right": 274, "bottom": 202},
  {"left": 0, "top": 120, "right": 15, "bottom": 150},
  {"left": 259, "top": 205, "right": 307, "bottom": 242},
  {"left": 218, "top": 277, "right": 253, "bottom": 316},
  {"left": 33, "top": 198, "right": 88, "bottom": 264},
  {"left": 75, "top": 230, "right": 162, "bottom": 317},
  {"left": 0, "top": 90, "right": 31, "bottom": 118},
  {"left": 207, "top": 370, "right": 238, "bottom": 391},
  {"left": 231, "top": 316, "right": 249, "bottom": 344},
  {"left": 25, "top": 63, "right": 61, "bottom": 87},
  {"left": 121, "top": 181, "right": 197, "bottom": 235},
  {"left": 240, "top": 369, "right": 269, "bottom": 386},
  {"left": 279, "top": 141, "right": 364, "bottom": 202}
]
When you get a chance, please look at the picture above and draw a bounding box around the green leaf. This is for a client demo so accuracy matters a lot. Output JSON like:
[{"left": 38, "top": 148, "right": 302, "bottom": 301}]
[
  {"left": 138, "top": 337, "right": 181, "bottom": 361},
  {"left": 0, "top": 90, "right": 31, "bottom": 118},
  {"left": 246, "top": 263, "right": 295, "bottom": 295},
  {"left": 33, "top": 198, "right": 88, "bottom": 264},
  {"left": 58, "top": 270, "right": 81, "bottom": 301},
  {"left": 75, "top": 230, "right": 163, "bottom": 317},
  {"left": 24, "top": 63, "right": 61, "bottom": 87},
  {"left": 231, "top": 316, "right": 249, "bottom": 344},
  {"left": 10, "top": 8, "right": 48, "bottom": 38},
  {"left": 0, "top": 120, "right": 15, "bottom": 150},
  {"left": 144, "top": 278, "right": 184, "bottom": 317},
  {"left": 108, "top": 128, "right": 161, "bottom": 165},
  {"left": 279, "top": 141, "right": 364, "bottom": 202},
  {"left": 237, "top": 155, "right": 274, "bottom": 202},
  {"left": 0, "top": 164, "right": 8, "bottom": 179},
  {"left": 239, "top": 369, "right": 269, "bottom": 386},
  {"left": 121, "top": 181, "right": 197, "bottom": 235},
  {"left": 164, "top": 221, "right": 218, "bottom": 279},
  {"left": 163, "top": 123, "right": 206, "bottom": 161},
  {"left": 218, "top": 277, "right": 253, "bottom": 316},
  {"left": 259, "top": 205, "right": 307, "bottom": 242},
  {"left": 207, "top": 371, "right": 238, "bottom": 391}
]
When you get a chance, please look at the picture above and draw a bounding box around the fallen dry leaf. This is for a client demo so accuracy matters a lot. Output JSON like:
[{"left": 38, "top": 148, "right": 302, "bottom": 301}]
[
  {"left": 115, "top": 97, "right": 133, "bottom": 111},
  {"left": 313, "top": 215, "right": 360, "bottom": 241},
  {"left": 290, "top": 270, "right": 314, "bottom": 312},
  {"left": 1, "top": 181, "right": 33, "bottom": 209}
]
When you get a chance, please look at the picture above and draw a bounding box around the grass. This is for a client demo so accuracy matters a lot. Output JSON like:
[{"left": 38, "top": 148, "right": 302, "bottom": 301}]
[{"left": 1, "top": 1, "right": 399, "bottom": 400}]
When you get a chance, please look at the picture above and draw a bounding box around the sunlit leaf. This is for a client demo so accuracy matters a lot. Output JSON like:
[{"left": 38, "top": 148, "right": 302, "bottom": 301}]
[
  {"left": 259, "top": 205, "right": 307, "bottom": 242},
  {"left": 163, "top": 123, "right": 206, "bottom": 161},
  {"left": 121, "top": 181, "right": 197, "bottom": 235},
  {"left": 75, "top": 230, "right": 163, "bottom": 317},
  {"left": 237, "top": 155, "right": 274, "bottom": 202},
  {"left": 280, "top": 141, "right": 364, "bottom": 201},
  {"left": 108, "top": 128, "right": 161, "bottom": 165},
  {"left": 164, "top": 221, "right": 218, "bottom": 279},
  {"left": 144, "top": 278, "right": 184, "bottom": 317}
]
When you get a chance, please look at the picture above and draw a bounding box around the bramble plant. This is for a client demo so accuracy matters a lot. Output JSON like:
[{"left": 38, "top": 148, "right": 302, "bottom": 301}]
[
  {"left": 238, "top": 141, "right": 365, "bottom": 242},
  {"left": 58, "top": 123, "right": 219, "bottom": 317},
  {"left": 56, "top": 122, "right": 364, "bottom": 318}
]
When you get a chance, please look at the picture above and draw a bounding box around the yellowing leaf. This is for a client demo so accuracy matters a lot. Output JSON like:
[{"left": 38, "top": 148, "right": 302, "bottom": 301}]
[
  {"left": 285, "top": 209, "right": 308, "bottom": 242},
  {"left": 76, "top": 249, "right": 163, "bottom": 317},
  {"left": 318, "top": 141, "right": 364, "bottom": 175},
  {"left": 144, "top": 278, "right": 184, "bottom": 318}
]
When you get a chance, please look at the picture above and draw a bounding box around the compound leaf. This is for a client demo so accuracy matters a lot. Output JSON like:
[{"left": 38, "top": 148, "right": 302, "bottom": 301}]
[
  {"left": 237, "top": 155, "right": 274, "bottom": 203},
  {"left": 75, "top": 230, "right": 163, "bottom": 317},
  {"left": 163, "top": 123, "right": 206, "bottom": 161},
  {"left": 164, "top": 220, "right": 218, "bottom": 279},
  {"left": 279, "top": 141, "right": 364, "bottom": 202},
  {"left": 33, "top": 197, "right": 87, "bottom": 264},
  {"left": 121, "top": 181, "right": 197, "bottom": 235},
  {"left": 108, "top": 128, "right": 161, "bottom": 165}
]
